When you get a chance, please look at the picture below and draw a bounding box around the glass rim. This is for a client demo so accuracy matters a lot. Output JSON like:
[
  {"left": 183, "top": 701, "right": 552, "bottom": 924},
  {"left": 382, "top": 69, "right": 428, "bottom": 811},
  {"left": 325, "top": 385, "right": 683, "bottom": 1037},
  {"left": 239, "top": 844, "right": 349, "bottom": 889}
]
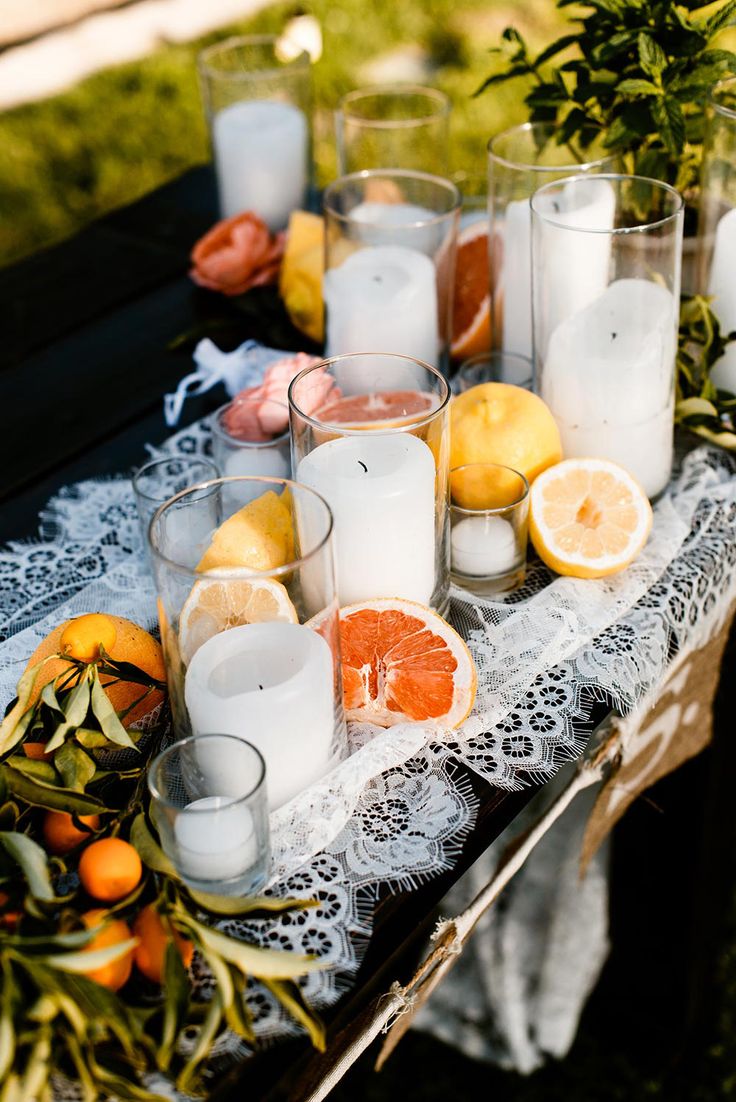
[
  {"left": 457, "top": 350, "right": 533, "bottom": 374},
  {"left": 147, "top": 733, "right": 267, "bottom": 812},
  {"left": 337, "top": 83, "right": 451, "bottom": 129},
  {"left": 530, "top": 173, "right": 684, "bottom": 234},
  {"left": 323, "top": 168, "right": 461, "bottom": 225},
  {"left": 211, "top": 400, "right": 290, "bottom": 448},
  {"left": 198, "top": 34, "right": 310, "bottom": 81},
  {"left": 147, "top": 475, "right": 334, "bottom": 579},
  {"left": 710, "top": 76, "right": 736, "bottom": 120},
  {"left": 132, "top": 456, "right": 220, "bottom": 504},
  {"left": 450, "top": 463, "right": 530, "bottom": 514},
  {"left": 287, "top": 353, "right": 451, "bottom": 436},
  {"left": 487, "top": 120, "right": 618, "bottom": 173}
]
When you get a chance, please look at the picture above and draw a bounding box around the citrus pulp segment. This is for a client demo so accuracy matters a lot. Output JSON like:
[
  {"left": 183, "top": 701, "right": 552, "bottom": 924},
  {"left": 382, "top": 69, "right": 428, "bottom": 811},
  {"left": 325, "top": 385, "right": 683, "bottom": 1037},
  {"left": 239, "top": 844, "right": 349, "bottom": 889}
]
[{"left": 451, "top": 220, "right": 492, "bottom": 362}]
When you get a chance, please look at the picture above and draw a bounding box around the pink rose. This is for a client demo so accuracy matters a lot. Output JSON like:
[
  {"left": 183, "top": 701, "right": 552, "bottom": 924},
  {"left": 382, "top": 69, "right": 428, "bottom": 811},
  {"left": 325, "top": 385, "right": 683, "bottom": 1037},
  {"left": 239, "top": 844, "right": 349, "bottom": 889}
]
[
  {"left": 222, "top": 353, "right": 341, "bottom": 441},
  {"left": 190, "top": 212, "right": 285, "bottom": 296}
]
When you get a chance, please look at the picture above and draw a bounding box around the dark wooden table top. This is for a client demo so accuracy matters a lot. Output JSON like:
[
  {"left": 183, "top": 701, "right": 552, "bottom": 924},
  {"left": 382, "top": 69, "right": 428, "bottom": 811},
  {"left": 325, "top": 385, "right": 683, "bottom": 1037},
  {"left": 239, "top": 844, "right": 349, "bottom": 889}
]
[{"left": 0, "top": 168, "right": 596, "bottom": 1099}]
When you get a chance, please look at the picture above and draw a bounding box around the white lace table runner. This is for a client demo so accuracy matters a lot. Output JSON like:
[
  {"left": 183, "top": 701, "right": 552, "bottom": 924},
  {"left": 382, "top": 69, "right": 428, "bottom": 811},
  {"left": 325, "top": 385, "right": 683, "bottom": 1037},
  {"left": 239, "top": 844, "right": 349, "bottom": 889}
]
[{"left": 2, "top": 425, "right": 736, "bottom": 1083}]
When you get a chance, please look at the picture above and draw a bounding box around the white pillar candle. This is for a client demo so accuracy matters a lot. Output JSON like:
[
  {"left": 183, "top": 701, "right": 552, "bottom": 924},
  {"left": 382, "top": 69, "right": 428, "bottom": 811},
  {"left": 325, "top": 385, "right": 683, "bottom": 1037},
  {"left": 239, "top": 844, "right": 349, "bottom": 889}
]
[
  {"left": 184, "top": 622, "right": 336, "bottom": 809},
  {"left": 324, "top": 245, "right": 439, "bottom": 367},
  {"left": 297, "top": 432, "right": 436, "bottom": 606},
  {"left": 541, "top": 278, "right": 676, "bottom": 499},
  {"left": 212, "top": 100, "right": 308, "bottom": 230},
  {"left": 451, "top": 516, "right": 519, "bottom": 577},
  {"left": 708, "top": 207, "right": 736, "bottom": 392},
  {"left": 174, "top": 796, "right": 257, "bottom": 884},
  {"left": 223, "top": 443, "right": 291, "bottom": 481},
  {"left": 502, "top": 180, "right": 615, "bottom": 358}
]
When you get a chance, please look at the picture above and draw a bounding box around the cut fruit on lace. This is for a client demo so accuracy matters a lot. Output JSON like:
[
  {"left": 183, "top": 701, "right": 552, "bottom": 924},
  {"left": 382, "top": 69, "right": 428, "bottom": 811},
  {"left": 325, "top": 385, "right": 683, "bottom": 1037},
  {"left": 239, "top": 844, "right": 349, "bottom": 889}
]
[
  {"left": 529, "top": 457, "right": 652, "bottom": 579},
  {"left": 179, "top": 571, "right": 298, "bottom": 664},
  {"left": 339, "top": 598, "right": 476, "bottom": 728}
]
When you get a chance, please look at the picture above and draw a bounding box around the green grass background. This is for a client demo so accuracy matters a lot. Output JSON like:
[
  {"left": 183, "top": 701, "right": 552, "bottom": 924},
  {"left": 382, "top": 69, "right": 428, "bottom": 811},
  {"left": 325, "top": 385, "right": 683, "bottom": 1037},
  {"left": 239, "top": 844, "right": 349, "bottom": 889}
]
[{"left": 0, "top": 0, "right": 568, "bottom": 266}]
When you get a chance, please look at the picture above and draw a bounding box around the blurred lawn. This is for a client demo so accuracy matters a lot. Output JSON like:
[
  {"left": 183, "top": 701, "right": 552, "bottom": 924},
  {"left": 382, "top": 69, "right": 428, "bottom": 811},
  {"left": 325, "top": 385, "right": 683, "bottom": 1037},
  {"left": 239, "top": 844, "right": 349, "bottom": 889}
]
[{"left": 0, "top": 0, "right": 566, "bottom": 266}]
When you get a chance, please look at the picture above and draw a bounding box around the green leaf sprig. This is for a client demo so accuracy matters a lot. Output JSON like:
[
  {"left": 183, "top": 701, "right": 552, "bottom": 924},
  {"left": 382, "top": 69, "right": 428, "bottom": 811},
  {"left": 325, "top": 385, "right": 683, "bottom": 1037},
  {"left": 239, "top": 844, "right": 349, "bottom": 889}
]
[{"left": 677, "top": 293, "right": 736, "bottom": 445}]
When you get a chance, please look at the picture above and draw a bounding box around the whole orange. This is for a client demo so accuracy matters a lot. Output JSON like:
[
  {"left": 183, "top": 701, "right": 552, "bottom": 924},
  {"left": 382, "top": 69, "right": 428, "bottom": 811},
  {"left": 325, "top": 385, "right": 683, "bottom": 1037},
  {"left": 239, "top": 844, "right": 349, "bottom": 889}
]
[
  {"left": 24, "top": 614, "right": 165, "bottom": 730},
  {"left": 43, "top": 811, "right": 100, "bottom": 855},
  {"left": 81, "top": 909, "right": 137, "bottom": 991},
  {"left": 78, "top": 837, "right": 142, "bottom": 903},
  {"left": 133, "top": 903, "right": 194, "bottom": 983}
]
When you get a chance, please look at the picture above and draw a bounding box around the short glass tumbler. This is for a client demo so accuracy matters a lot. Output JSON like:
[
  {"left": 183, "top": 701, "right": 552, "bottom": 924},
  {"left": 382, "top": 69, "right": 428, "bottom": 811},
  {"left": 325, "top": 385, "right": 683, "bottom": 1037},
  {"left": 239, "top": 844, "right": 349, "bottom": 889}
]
[
  {"left": 211, "top": 399, "right": 291, "bottom": 482},
  {"left": 132, "top": 456, "right": 220, "bottom": 550},
  {"left": 148, "top": 734, "right": 270, "bottom": 896},
  {"left": 322, "top": 170, "right": 460, "bottom": 373},
  {"left": 289, "top": 353, "right": 451, "bottom": 614},
  {"left": 697, "top": 77, "right": 736, "bottom": 393},
  {"left": 198, "top": 34, "right": 312, "bottom": 229},
  {"left": 488, "top": 122, "right": 618, "bottom": 360},
  {"left": 335, "top": 84, "right": 451, "bottom": 176},
  {"left": 450, "top": 464, "right": 529, "bottom": 595},
  {"left": 149, "top": 476, "right": 347, "bottom": 810},
  {"left": 531, "top": 173, "right": 683, "bottom": 501},
  {"left": 454, "top": 351, "right": 533, "bottom": 392}
]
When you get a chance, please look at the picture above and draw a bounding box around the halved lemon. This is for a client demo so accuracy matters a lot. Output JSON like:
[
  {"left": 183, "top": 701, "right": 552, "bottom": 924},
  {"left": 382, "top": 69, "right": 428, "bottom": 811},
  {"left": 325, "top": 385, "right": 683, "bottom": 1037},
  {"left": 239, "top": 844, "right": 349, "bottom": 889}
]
[
  {"left": 529, "top": 458, "right": 653, "bottom": 579},
  {"left": 179, "top": 570, "right": 298, "bottom": 664}
]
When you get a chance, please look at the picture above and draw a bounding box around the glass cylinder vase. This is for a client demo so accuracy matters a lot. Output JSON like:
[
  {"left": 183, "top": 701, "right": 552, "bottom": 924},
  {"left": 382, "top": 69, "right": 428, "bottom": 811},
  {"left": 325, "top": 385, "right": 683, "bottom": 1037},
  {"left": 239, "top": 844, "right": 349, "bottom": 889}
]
[
  {"left": 322, "top": 170, "right": 460, "bottom": 374},
  {"left": 289, "top": 353, "right": 451, "bottom": 614},
  {"left": 148, "top": 476, "right": 347, "bottom": 810},
  {"left": 198, "top": 34, "right": 312, "bottom": 230},
  {"left": 697, "top": 76, "right": 736, "bottom": 393},
  {"left": 531, "top": 174, "right": 683, "bottom": 500},
  {"left": 335, "top": 84, "right": 451, "bottom": 176},
  {"left": 488, "top": 122, "right": 618, "bottom": 361}
]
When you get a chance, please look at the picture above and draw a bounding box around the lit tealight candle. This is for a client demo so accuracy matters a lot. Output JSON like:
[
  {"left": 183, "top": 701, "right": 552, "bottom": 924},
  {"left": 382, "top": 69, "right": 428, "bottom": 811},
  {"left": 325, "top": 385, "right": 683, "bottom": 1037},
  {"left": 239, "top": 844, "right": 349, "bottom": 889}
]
[
  {"left": 451, "top": 516, "right": 519, "bottom": 577},
  {"left": 174, "top": 796, "right": 257, "bottom": 884}
]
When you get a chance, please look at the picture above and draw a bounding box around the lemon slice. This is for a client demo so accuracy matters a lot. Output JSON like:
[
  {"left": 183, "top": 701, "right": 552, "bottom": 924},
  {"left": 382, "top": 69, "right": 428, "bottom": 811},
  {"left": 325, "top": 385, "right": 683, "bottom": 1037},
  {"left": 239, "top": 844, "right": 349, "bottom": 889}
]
[
  {"left": 196, "top": 490, "right": 294, "bottom": 574},
  {"left": 529, "top": 457, "right": 652, "bottom": 579},
  {"left": 179, "top": 570, "right": 298, "bottom": 664}
]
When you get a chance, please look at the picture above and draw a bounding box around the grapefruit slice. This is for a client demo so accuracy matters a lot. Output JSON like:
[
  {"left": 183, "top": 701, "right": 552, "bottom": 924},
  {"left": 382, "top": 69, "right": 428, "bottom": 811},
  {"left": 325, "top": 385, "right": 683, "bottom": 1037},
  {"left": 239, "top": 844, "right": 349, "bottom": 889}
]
[
  {"left": 339, "top": 598, "right": 476, "bottom": 728},
  {"left": 451, "top": 220, "right": 491, "bottom": 362},
  {"left": 314, "top": 390, "right": 435, "bottom": 427},
  {"left": 529, "top": 458, "right": 652, "bottom": 579},
  {"left": 179, "top": 570, "right": 298, "bottom": 664}
]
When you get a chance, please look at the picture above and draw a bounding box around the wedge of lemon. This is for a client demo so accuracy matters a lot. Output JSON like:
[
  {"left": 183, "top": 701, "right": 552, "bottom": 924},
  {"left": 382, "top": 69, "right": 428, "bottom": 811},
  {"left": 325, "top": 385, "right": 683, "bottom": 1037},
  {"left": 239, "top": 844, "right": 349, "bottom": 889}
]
[
  {"left": 179, "top": 570, "right": 299, "bottom": 664},
  {"left": 529, "top": 457, "right": 652, "bottom": 579},
  {"left": 196, "top": 490, "right": 294, "bottom": 574}
]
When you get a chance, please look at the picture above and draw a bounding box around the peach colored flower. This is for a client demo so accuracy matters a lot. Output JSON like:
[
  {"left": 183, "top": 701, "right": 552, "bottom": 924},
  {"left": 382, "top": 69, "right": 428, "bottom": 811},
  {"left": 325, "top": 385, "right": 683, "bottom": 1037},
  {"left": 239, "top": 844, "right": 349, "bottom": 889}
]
[
  {"left": 222, "top": 352, "right": 341, "bottom": 441},
  {"left": 190, "top": 212, "right": 285, "bottom": 296}
]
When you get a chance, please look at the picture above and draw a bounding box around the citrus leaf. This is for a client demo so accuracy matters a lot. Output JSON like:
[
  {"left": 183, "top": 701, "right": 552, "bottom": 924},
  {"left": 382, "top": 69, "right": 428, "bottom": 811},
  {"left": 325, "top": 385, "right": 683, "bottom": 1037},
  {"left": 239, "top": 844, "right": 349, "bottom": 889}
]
[
  {"left": 2, "top": 764, "right": 108, "bottom": 815},
  {"left": 187, "top": 889, "right": 318, "bottom": 916},
  {"left": 0, "top": 831, "right": 55, "bottom": 902},
  {"left": 3, "top": 928, "right": 96, "bottom": 951},
  {"left": 175, "top": 992, "right": 223, "bottom": 1094},
  {"left": 677, "top": 396, "right": 719, "bottom": 417},
  {"left": 181, "top": 919, "right": 326, "bottom": 979},
  {"left": 159, "top": 942, "right": 190, "bottom": 1069},
  {"left": 130, "top": 813, "right": 179, "bottom": 878},
  {"left": 39, "top": 682, "right": 64, "bottom": 716},
  {"left": 75, "top": 729, "right": 113, "bottom": 749},
  {"left": 0, "top": 659, "right": 49, "bottom": 758},
  {"left": 262, "top": 977, "right": 326, "bottom": 1052},
  {"left": 42, "top": 937, "right": 139, "bottom": 974},
  {"left": 5, "top": 758, "right": 58, "bottom": 784},
  {"left": 89, "top": 668, "right": 137, "bottom": 750},
  {"left": 44, "top": 680, "right": 91, "bottom": 754},
  {"left": 54, "top": 742, "right": 96, "bottom": 793}
]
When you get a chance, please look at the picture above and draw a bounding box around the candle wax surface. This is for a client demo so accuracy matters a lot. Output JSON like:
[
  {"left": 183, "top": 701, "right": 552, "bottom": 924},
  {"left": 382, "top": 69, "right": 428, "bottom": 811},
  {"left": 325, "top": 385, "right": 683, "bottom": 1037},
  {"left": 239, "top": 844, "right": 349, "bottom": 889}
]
[
  {"left": 452, "top": 516, "right": 519, "bottom": 577},
  {"left": 174, "top": 796, "right": 257, "bottom": 883}
]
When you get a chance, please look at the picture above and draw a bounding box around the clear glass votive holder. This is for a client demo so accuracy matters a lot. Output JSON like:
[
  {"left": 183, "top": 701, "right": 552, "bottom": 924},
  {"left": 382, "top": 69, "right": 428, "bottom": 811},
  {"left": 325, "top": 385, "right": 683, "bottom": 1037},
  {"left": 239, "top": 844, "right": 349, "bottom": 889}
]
[
  {"left": 697, "top": 77, "right": 736, "bottom": 392},
  {"left": 450, "top": 464, "right": 529, "bottom": 595},
  {"left": 454, "top": 350, "right": 533, "bottom": 392},
  {"left": 148, "top": 734, "right": 270, "bottom": 896},
  {"left": 148, "top": 476, "right": 347, "bottom": 810},
  {"left": 531, "top": 173, "right": 683, "bottom": 501},
  {"left": 322, "top": 169, "right": 460, "bottom": 373},
  {"left": 488, "top": 122, "right": 618, "bottom": 359},
  {"left": 198, "top": 34, "right": 312, "bottom": 230},
  {"left": 211, "top": 399, "right": 291, "bottom": 486},
  {"left": 335, "top": 84, "right": 451, "bottom": 177},
  {"left": 289, "top": 352, "right": 451, "bottom": 614},
  {"left": 132, "top": 456, "right": 220, "bottom": 551}
]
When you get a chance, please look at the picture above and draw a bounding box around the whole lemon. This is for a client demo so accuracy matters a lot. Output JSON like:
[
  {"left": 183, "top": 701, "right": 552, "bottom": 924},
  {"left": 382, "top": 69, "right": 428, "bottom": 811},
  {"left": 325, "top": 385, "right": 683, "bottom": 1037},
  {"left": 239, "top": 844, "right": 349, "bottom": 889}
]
[{"left": 451, "top": 384, "right": 562, "bottom": 509}]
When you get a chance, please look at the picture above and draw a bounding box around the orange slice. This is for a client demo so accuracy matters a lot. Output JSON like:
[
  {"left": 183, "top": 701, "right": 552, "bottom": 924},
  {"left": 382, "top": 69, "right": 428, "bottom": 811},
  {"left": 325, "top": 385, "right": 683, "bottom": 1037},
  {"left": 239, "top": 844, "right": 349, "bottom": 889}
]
[
  {"left": 530, "top": 458, "right": 653, "bottom": 579},
  {"left": 451, "top": 220, "right": 491, "bottom": 362},
  {"left": 339, "top": 598, "right": 476, "bottom": 728},
  {"left": 179, "top": 570, "right": 298, "bottom": 664},
  {"left": 315, "top": 390, "right": 434, "bottom": 427}
]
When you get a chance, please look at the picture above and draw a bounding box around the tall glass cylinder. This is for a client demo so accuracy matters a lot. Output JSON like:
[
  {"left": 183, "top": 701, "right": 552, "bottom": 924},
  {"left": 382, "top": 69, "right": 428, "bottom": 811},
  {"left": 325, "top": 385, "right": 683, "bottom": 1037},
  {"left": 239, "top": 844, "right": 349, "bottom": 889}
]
[
  {"left": 148, "top": 476, "right": 347, "bottom": 810},
  {"left": 488, "top": 122, "right": 618, "bottom": 360},
  {"left": 198, "top": 35, "right": 311, "bottom": 230},
  {"left": 289, "top": 354, "right": 451, "bottom": 614},
  {"left": 323, "top": 170, "right": 460, "bottom": 373},
  {"left": 531, "top": 174, "right": 683, "bottom": 500},
  {"left": 335, "top": 84, "right": 451, "bottom": 176},
  {"left": 697, "top": 76, "right": 736, "bottom": 392}
]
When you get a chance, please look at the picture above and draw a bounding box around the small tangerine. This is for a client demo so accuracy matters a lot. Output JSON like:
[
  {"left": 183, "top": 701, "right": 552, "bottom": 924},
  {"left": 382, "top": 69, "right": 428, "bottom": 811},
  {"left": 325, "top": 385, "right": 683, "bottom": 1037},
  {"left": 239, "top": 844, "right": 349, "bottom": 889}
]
[
  {"left": 81, "top": 909, "right": 137, "bottom": 991},
  {"left": 78, "top": 837, "right": 142, "bottom": 903},
  {"left": 133, "top": 903, "right": 194, "bottom": 984},
  {"left": 60, "top": 614, "right": 118, "bottom": 663},
  {"left": 42, "top": 811, "right": 100, "bottom": 855}
]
